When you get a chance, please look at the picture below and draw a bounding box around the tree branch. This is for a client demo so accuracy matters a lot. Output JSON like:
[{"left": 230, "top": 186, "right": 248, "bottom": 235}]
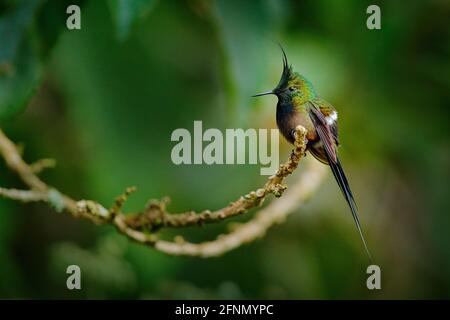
[
  {"left": 153, "top": 159, "right": 327, "bottom": 257},
  {"left": 0, "top": 187, "right": 48, "bottom": 202},
  {"left": 0, "top": 126, "right": 327, "bottom": 257}
]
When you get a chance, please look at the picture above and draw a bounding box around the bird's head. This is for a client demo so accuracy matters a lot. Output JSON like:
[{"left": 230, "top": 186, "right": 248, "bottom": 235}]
[{"left": 253, "top": 46, "right": 316, "bottom": 104}]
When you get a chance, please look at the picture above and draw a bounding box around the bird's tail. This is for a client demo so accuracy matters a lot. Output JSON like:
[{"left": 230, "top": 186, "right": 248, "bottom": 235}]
[{"left": 328, "top": 157, "right": 372, "bottom": 261}]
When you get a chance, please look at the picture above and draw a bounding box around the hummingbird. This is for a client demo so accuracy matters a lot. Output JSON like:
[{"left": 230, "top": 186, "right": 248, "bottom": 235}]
[{"left": 253, "top": 47, "right": 372, "bottom": 260}]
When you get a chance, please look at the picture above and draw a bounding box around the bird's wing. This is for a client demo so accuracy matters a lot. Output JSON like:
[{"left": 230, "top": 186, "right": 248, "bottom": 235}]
[
  {"left": 316, "top": 99, "right": 339, "bottom": 146},
  {"left": 307, "top": 101, "right": 338, "bottom": 163},
  {"left": 310, "top": 99, "right": 339, "bottom": 145},
  {"left": 308, "top": 100, "right": 372, "bottom": 260}
]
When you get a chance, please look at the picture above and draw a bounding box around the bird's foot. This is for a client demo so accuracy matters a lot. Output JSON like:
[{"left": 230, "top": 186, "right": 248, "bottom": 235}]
[
  {"left": 290, "top": 149, "right": 300, "bottom": 162},
  {"left": 290, "top": 129, "right": 297, "bottom": 141}
]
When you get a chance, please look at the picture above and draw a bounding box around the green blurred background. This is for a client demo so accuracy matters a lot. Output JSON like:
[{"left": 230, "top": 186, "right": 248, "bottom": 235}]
[{"left": 0, "top": 0, "right": 449, "bottom": 299}]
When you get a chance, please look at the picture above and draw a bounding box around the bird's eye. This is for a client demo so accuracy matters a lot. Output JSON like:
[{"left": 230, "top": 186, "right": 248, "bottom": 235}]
[{"left": 289, "top": 86, "right": 296, "bottom": 92}]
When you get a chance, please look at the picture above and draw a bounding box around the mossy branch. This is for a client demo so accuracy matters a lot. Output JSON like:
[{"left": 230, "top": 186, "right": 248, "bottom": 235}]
[{"left": 0, "top": 126, "right": 327, "bottom": 257}]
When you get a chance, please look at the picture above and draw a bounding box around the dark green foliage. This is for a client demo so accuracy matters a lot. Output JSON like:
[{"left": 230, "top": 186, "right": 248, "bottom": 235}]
[{"left": 0, "top": 0, "right": 449, "bottom": 299}]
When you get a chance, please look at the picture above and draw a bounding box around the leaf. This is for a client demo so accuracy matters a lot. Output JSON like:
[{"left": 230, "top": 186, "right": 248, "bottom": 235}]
[
  {"left": 34, "top": 0, "right": 88, "bottom": 58},
  {"left": 0, "top": 0, "right": 42, "bottom": 121},
  {"left": 107, "top": 0, "right": 157, "bottom": 41}
]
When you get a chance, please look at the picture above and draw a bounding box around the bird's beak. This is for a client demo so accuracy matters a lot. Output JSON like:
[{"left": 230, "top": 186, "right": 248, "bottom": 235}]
[{"left": 252, "top": 90, "right": 274, "bottom": 97}]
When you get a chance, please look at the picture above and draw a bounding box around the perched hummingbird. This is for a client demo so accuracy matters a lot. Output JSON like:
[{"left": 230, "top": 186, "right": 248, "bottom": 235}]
[{"left": 253, "top": 47, "right": 372, "bottom": 260}]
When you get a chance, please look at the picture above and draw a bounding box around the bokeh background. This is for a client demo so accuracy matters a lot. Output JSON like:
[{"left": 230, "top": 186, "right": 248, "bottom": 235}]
[{"left": 0, "top": 0, "right": 449, "bottom": 299}]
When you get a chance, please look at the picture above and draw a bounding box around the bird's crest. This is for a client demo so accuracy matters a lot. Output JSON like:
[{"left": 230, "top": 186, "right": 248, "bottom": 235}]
[
  {"left": 275, "top": 45, "right": 295, "bottom": 92},
  {"left": 252, "top": 44, "right": 316, "bottom": 100}
]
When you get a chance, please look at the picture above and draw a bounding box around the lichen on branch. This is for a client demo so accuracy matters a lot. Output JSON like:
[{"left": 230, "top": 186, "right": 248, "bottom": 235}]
[{"left": 0, "top": 125, "right": 327, "bottom": 257}]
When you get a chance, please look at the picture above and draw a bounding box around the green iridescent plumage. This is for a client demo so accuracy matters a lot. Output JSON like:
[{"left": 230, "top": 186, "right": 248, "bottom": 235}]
[{"left": 253, "top": 46, "right": 372, "bottom": 260}]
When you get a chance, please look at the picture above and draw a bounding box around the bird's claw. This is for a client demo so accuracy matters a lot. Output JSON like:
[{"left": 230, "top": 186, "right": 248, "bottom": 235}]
[
  {"left": 290, "top": 129, "right": 297, "bottom": 140},
  {"left": 290, "top": 149, "right": 295, "bottom": 158}
]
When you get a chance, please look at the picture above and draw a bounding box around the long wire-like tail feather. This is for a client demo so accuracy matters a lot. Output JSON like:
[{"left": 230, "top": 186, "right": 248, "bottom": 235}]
[
  {"left": 328, "top": 156, "right": 372, "bottom": 261},
  {"left": 308, "top": 103, "right": 372, "bottom": 260}
]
